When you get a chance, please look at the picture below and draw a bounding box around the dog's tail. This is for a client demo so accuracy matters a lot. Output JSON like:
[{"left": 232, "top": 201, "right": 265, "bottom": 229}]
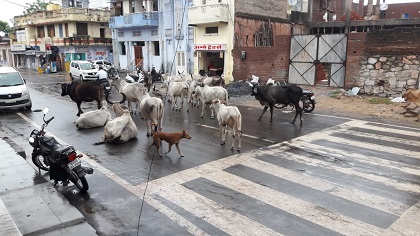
[{"left": 151, "top": 123, "right": 158, "bottom": 134}]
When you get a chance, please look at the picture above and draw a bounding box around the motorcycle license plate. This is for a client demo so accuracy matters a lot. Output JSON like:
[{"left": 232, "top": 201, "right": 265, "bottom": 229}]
[{"left": 68, "top": 158, "right": 81, "bottom": 169}]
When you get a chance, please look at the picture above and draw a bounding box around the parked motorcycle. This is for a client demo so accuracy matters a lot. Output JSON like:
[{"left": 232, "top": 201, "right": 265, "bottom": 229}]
[
  {"left": 28, "top": 107, "right": 93, "bottom": 192},
  {"left": 301, "top": 89, "right": 316, "bottom": 113}
]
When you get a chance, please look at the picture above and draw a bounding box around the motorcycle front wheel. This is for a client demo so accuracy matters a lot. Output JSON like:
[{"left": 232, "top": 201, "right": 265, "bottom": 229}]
[
  {"left": 71, "top": 176, "right": 89, "bottom": 192},
  {"left": 32, "top": 153, "right": 50, "bottom": 171},
  {"left": 301, "top": 97, "right": 316, "bottom": 113}
]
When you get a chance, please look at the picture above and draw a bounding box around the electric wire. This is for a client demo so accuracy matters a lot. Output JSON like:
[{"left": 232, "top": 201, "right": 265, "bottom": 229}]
[{"left": 135, "top": 1, "right": 189, "bottom": 234}]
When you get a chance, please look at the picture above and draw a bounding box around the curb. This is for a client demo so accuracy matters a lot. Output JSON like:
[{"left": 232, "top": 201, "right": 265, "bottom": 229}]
[{"left": 1, "top": 137, "right": 26, "bottom": 159}]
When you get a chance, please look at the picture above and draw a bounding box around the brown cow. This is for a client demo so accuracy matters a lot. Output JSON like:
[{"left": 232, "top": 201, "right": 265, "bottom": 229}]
[{"left": 61, "top": 81, "right": 103, "bottom": 116}]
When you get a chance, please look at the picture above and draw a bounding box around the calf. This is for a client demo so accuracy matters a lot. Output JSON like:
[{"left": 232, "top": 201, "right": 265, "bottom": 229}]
[
  {"left": 249, "top": 82, "right": 303, "bottom": 124},
  {"left": 111, "top": 77, "right": 146, "bottom": 114},
  {"left": 75, "top": 100, "right": 112, "bottom": 129},
  {"left": 210, "top": 99, "right": 242, "bottom": 152},
  {"left": 61, "top": 81, "right": 103, "bottom": 116}
]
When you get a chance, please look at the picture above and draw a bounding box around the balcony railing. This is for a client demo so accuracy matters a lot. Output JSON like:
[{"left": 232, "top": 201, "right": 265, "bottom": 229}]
[
  {"left": 109, "top": 12, "right": 160, "bottom": 29},
  {"left": 188, "top": 4, "right": 229, "bottom": 25}
]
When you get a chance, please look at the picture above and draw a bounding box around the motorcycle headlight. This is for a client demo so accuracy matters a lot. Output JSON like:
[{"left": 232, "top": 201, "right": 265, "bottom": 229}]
[{"left": 29, "top": 137, "right": 35, "bottom": 143}]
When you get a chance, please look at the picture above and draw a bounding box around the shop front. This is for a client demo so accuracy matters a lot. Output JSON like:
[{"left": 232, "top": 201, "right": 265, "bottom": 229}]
[{"left": 194, "top": 44, "right": 225, "bottom": 77}]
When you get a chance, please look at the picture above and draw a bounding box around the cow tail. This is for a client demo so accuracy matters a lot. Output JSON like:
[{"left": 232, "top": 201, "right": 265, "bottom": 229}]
[
  {"left": 93, "top": 141, "right": 105, "bottom": 145},
  {"left": 236, "top": 111, "right": 242, "bottom": 134}
]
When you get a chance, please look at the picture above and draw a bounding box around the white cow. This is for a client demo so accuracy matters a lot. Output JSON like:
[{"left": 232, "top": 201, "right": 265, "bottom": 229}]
[
  {"left": 186, "top": 79, "right": 201, "bottom": 112},
  {"left": 112, "top": 77, "right": 145, "bottom": 114},
  {"left": 139, "top": 90, "right": 165, "bottom": 136},
  {"left": 75, "top": 100, "right": 111, "bottom": 129},
  {"left": 102, "top": 104, "right": 138, "bottom": 144},
  {"left": 195, "top": 84, "right": 229, "bottom": 118},
  {"left": 163, "top": 80, "right": 189, "bottom": 111},
  {"left": 209, "top": 99, "right": 242, "bottom": 152}
]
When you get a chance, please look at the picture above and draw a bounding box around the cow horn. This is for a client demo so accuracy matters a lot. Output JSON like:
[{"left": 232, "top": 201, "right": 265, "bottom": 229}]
[
  {"left": 105, "top": 93, "right": 114, "bottom": 104},
  {"left": 119, "top": 93, "right": 126, "bottom": 104}
]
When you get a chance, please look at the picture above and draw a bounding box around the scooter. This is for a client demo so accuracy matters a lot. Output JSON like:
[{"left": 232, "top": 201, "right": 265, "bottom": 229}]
[{"left": 28, "top": 107, "right": 93, "bottom": 192}]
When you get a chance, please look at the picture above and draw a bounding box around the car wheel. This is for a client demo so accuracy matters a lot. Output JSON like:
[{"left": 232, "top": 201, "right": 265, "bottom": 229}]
[
  {"left": 80, "top": 75, "right": 84, "bottom": 82},
  {"left": 25, "top": 102, "right": 32, "bottom": 111}
]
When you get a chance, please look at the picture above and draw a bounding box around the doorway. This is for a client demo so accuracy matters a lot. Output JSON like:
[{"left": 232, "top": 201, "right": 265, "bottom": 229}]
[{"left": 134, "top": 46, "right": 143, "bottom": 69}]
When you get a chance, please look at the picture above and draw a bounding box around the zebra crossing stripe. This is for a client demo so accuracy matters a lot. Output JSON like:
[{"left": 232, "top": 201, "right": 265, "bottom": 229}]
[
  {"left": 268, "top": 148, "right": 420, "bottom": 193},
  {"left": 319, "top": 136, "right": 419, "bottom": 159},
  {"left": 240, "top": 157, "right": 410, "bottom": 216},
  {"left": 153, "top": 183, "right": 283, "bottom": 236},
  {"left": 386, "top": 201, "right": 420, "bottom": 235},
  {"left": 287, "top": 141, "right": 420, "bottom": 176},
  {"left": 145, "top": 195, "right": 210, "bottom": 236},
  {"left": 352, "top": 122, "right": 420, "bottom": 136},
  {"left": 205, "top": 170, "right": 385, "bottom": 235},
  {"left": 344, "top": 129, "right": 420, "bottom": 147}
]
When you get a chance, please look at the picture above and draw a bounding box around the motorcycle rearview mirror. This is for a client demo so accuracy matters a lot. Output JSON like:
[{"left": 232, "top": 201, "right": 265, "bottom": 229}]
[{"left": 42, "top": 107, "right": 50, "bottom": 115}]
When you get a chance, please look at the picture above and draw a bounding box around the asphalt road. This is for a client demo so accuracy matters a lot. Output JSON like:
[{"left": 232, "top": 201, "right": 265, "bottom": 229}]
[{"left": 1, "top": 70, "right": 419, "bottom": 235}]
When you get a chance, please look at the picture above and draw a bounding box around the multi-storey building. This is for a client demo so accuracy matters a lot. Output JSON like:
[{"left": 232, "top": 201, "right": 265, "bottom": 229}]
[
  {"left": 11, "top": 3, "right": 111, "bottom": 72},
  {"left": 109, "top": 0, "right": 193, "bottom": 74},
  {"left": 0, "top": 35, "right": 12, "bottom": 67}
]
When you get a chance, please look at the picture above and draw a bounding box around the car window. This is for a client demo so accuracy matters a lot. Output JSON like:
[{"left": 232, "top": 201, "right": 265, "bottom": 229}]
[
  {"left": 79, "top": 63, "right": 95, "bottom": 70},
  {"left": 0, "top": 72, "right": 24, "bottom": 87}
]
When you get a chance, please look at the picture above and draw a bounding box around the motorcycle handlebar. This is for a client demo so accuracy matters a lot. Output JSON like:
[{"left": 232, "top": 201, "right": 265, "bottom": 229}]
[{"left": 46, "top": 116, "right": 54, "bottom": 124}]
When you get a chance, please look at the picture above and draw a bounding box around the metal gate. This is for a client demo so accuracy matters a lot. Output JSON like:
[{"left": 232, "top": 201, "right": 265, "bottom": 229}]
[{"left": 289, "top": 34, "right": 347, "bottom": 87}]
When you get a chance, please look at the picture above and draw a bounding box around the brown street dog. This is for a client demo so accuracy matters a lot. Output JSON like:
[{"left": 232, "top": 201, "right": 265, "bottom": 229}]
[{"left": 147, "top": 124, "right": 192, "bottom": 157}]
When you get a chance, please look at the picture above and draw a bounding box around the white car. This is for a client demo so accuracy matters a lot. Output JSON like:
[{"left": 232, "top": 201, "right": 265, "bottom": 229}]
[
  {"left": 69, "top": 60, "right": 98, "bottom": 81},
  {"left": 0, "top": 67, "right": 32, "bottom": 111},
  {"left": 91, "top": 60, "right": 112, "bottom": 70}
]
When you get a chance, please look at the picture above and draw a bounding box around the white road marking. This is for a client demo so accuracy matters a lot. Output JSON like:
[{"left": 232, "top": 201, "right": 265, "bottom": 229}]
[
  {"left": 199, "top": 124, "right": 275, "bottom": 143},
  {"left": 0, "top": 199, "right": 22, "bottom": 236},
  {"left": 16, "top": 113, "right": 420, "bottom": 235}
]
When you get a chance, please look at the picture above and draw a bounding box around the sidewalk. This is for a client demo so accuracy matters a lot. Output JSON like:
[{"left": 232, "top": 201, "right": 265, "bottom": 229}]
[{"left": 0, "top": 136, "right": 97, "bottom": 235}]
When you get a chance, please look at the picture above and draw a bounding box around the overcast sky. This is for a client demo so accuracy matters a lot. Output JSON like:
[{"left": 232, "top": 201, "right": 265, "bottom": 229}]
[{"left": 0, "top": 0, "right": 419, "bottom": 25}]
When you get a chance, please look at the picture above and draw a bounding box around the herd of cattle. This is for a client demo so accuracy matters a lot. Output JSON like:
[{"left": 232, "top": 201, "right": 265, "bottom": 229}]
[{"left": 59, "top": 73, "right": 306, "bottom": 156}]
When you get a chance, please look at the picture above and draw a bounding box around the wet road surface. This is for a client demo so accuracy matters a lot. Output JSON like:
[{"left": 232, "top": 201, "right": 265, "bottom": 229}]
[{"left": 0, "top": 71, "right": 419, "bottom": 235}]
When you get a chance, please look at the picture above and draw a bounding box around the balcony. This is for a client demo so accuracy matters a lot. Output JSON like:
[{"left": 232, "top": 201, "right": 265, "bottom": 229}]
[
  {"left": 109, "top": 12, "right": 160, "bottom": 29},
  {"left": 188, "top": 4, "right": 229, "bottom": 25}
]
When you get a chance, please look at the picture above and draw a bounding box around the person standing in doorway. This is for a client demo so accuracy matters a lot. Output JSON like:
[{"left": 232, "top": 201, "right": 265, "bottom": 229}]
[{"left": 380, "top": 0, "right": 388, "bottom": 19}]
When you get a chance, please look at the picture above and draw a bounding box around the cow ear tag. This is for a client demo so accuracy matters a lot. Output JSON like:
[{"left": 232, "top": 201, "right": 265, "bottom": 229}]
[{"left": 253, "top": 87, "right": 258, "bottom": 93}]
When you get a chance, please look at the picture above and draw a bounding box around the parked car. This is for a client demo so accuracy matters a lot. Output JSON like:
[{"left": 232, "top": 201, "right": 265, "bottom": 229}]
[
  {"left": 0, "top": 67, "right": 32, "bottom": 111},
  {"left": 69, "top": 60, "right": 98, "bottom": 81},
  {"left": 91, "top": 60, "right": 112, "bottom": 70}
]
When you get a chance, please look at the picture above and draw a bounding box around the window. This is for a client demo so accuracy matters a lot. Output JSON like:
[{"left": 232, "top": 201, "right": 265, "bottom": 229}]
[
  {"left": 76, "top": 23, "right": 88, "bottom": 36},
  {"left": 100, "top": 28, "right": 105, "bottom": 38},
  {"left": 202, "top": 0, "right": 206, "bottom": 5},
  {"left": 177, "top": 52, "right": 185, "bottom": 67},
  {"left": 47, "top": 25, "right": 55, "bottom": 38},
  {"left": 37, "top": 26, "right": 45, "bottom": 38},
  {"left": 119, "top": 42, "right": 126, "bottom": 55},
  {"left": 205, "top": 27, "right": 218, "bottom": 34},
  {"left": 64, "top": 23, "right": 68, "bottom": 37},
  {"left": 153, "top": 41, "right": 160, "bottom": 56}
]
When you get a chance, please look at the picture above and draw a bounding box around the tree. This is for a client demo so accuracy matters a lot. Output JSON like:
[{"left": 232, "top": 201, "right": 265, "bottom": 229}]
[
  {"left": 0, "top": 20, "right": 11, "bottom": 34},
  {"left": 23, "top": 0, "right": 53, "bottom": 14}
]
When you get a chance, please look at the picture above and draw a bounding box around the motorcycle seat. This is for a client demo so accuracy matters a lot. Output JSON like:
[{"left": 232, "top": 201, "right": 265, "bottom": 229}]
[{"left": 40, "top": 136, "right": 64, "bottom": 150}]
